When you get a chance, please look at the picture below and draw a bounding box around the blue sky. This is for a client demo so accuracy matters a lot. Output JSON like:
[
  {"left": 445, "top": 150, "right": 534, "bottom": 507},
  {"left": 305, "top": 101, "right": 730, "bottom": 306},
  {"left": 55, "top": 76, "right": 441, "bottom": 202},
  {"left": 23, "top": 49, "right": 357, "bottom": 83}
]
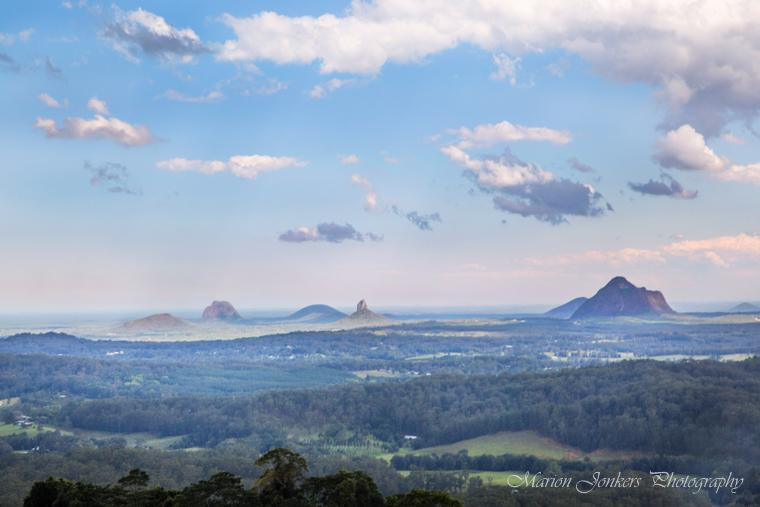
[{"left": 2, "top": 1, "right": 760, "bottom": 311}]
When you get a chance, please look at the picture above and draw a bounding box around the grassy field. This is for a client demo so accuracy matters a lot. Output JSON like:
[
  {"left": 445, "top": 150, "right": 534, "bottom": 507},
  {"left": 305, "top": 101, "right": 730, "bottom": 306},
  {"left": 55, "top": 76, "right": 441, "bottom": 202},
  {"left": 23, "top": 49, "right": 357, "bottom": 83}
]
[
  {"left": 398, "top": 470, "right": 529, "bottom": 486},
  {"left": 0, "top": 423, "right": 57, "bottom": 437},
  {"left": 388, "top": 431, "right": 645, "bottom": 462}
]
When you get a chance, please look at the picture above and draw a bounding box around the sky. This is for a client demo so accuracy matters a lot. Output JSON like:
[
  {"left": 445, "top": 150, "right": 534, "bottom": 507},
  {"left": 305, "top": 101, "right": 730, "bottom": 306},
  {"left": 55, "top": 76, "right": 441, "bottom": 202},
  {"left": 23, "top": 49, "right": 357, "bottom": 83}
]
[{"left": 2, "top": 0, "right": 760, "bottom": 312}]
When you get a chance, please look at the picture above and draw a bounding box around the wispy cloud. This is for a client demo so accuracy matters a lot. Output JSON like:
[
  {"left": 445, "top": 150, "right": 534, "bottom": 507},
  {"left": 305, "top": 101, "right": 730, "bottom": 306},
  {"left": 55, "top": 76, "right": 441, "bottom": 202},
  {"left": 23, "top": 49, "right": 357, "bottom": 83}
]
[
  {"left": 279, "top": 222, "right": 382, "bottom": 243},
  {"left": 350, "top": 173, "right": 377, "bottom": 211},
  {"left": 524, "top": 233, "right": 760, "bottom": 269},
  {"left": 163, "top": 89, "right": 224, "bottom": 103},
  {"left": 308, "top": 78, "right": 353, "bottom": 99},
  {"left": 38, "top": 93, "right": 61, "bottom": 108},
  {"left": 339, "top": 154, "right": 360, "bottom": 165},
  {"left": 157, "top": 155, "right": 306, "bottom": 179},
  {"left": 629, "top": 173, "right": 697, "bottom": 199},
  {"left": 392, "top": 206, "right": 442, "bottom": 231},
  {"left": 567, "top": 157, "right": 594, "bottom": 173},
  {"left": 86, "top": 161, "right": 140, "bottom": 195},
  {"left": 450, "top": 120, "right": 571, "bottom": 149},
  {"left": 490, "top": 53, "right": 520, "bottom": 85}
]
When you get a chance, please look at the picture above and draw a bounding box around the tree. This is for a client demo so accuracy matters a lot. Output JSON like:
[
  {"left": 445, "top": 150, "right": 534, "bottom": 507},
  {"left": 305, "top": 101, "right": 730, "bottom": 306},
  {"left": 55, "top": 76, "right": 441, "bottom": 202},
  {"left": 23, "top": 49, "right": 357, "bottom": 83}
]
[
  {"left": 303, "top": 470, "right": 384, "bottom": 507},
  {"left": 254, "top": 448, "right": 308, "bottom": 504},
  {"left": 118, "top": 468, "right": 150, "bottom": 489}
]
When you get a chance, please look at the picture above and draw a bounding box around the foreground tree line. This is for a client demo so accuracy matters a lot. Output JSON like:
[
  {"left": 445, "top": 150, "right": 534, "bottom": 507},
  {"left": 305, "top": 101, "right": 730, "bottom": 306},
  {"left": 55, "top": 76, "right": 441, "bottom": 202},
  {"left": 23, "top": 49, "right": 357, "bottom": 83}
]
[
  {"left": 24, "top": 448, "right": 459, "bottom": 507},
  {"left": 23, "top": 448, "right": 715, "bottom": 507}
]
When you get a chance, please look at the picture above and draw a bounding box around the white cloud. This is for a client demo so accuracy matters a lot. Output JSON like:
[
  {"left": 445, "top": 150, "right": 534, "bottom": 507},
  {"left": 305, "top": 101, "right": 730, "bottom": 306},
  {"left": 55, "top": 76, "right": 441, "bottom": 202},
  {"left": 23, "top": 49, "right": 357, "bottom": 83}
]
[
  {"left": 654, "top": 124, "right": 760, "bottom": 185},
  {"left": 87, "top": 96, "right": 109, "bottom": 115},
  {"left": 157, "top": 155, "right": 306, "bottom": 180},
  {"left": 217, "top": 1, "right": 760, "bottom": 134},
  {"left": 106, "top": 7, "right": 205, "bottom": 63},
  {"left": 164, "top": 90, "right": 224, "bottom": 103},
  {"left": 339, "top": 154, "right": 360, "bottom": 165},
  {"left": 441, "top": 145, "right": 554, "bottom": 189},
  {"left": 38, "top": 93, "right": 61, "bottom": 108},
  {"left": 452, "top": 120, "right": 571, "bottom": 148},
  {"left": 490, "top": 53, "right": 520, "bottom": 84},
  {"left": 350, "top": 173, "right": 378, "bottom": 211},
  {"left": 654, "top": 124, "right": 727, "bottom": 172},
  {"left": 35, "top": 102, "right": 154, "bottom": 147},
  {"left": 719, "top": 163, "right": 760, "bottom": 185},
  {"left": 308, "top": 78, "right": 353, "bottom": 99}
]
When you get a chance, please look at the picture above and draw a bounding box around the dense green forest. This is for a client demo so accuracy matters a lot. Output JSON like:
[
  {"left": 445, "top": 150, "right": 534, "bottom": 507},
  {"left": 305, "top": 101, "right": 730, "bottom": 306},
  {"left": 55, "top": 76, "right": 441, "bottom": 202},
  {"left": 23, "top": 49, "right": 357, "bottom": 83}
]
[
  {"left": 20, "top": 448, "right": 721, "bottom": 507},
  {"left": 40, "top": 359, "right": 760, "bottom": 460}
]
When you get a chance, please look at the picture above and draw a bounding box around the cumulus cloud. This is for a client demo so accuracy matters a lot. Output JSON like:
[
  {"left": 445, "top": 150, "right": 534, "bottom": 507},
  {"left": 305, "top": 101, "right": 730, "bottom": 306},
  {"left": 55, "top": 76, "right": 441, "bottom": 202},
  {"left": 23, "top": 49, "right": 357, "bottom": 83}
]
[
  {"left": 38, "top": 93, "right": 61, "bottom": 108},
  {"left": 654, "top": 124, "right": 760, "bottom": 185},
  {"left": 85, "top": 161, "right": 139, "bottom": 195},
  {"left": 308, "top": 78, "right": 353, "bottom": 99},
  {"left": 442, "top": 144, "right": 608, "bottom": 224},
  {"left": 628, "top": 173, "right": 697, "bottom": 199},
  {"left": 567, "top": 157, "right": 594, "bottom": 173},
  {"left": 105, "top": 7, "right": 206, "bottom": 62},
  {"left": 451, "top": 120, "right": 571, "bottom": 149},
  {"left": 157, "top": 155, "right": 306, "bottom": 180},
  {"left": 392, "top": 206, "right": 442, "bottom": 231},
  {"left": 35, "top": 99, "right": 154, "bottom": 147},
  {"left": 279, "top": 222, "right": 381, "bottom": 243},
  {"left": 216, "top": 1, "right": 760, "bottom": 134},
  {"left": 350, "top": 173, "right": 378, "bottom": 211},
  {"left": 654, "top": 124, "right": 727, "bottom": 172},
  {"left": 163, "top": 89, "right": 224, "bottom": 103}
]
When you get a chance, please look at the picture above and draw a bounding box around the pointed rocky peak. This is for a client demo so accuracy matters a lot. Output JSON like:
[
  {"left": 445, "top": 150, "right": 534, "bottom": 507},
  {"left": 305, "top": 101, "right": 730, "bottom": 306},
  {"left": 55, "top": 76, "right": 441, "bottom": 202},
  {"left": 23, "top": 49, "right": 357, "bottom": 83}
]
[
  {"left": 345, "top": 299, "right": 389, "bottom": 324},
  {"left": 602, "top": 276, "right": 636, "bottom": 290}
]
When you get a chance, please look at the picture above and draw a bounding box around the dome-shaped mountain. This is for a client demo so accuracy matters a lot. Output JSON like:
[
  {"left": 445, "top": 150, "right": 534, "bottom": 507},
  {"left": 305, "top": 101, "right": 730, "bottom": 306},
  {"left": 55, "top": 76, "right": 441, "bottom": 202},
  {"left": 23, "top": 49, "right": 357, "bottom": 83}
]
[
  {"left": 571, "top": 276, "right": 675, "bottom": 319},
  {"left": 286, "top": 304, "right": 347, "bottom": 323},
  {"left": 201, "top": 301, "right": 241, "bottom": 321},
  {"left": 122, "top": 313, "right": 189, "bottom": 330},
  {"left": 729, "top": 302, "right": 760, "bottom": 313}
]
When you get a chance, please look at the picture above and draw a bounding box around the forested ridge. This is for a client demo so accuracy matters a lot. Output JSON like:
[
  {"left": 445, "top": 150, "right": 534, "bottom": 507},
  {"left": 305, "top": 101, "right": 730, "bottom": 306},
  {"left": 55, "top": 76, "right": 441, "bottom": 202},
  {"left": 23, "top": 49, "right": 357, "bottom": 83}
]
[{"left": 50, "top": 359, "right": 760, "bottom": 459}]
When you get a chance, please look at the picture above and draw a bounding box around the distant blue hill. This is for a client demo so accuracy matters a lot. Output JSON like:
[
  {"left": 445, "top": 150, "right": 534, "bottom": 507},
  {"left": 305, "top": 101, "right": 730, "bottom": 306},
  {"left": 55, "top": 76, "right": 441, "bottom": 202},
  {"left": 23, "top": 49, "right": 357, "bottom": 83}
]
[
  {"left": 544, "top": 297, "right": 588, "bottom": 319},
  {"left": 286, "top": 304, "right": 347, "bottom": 323}
]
